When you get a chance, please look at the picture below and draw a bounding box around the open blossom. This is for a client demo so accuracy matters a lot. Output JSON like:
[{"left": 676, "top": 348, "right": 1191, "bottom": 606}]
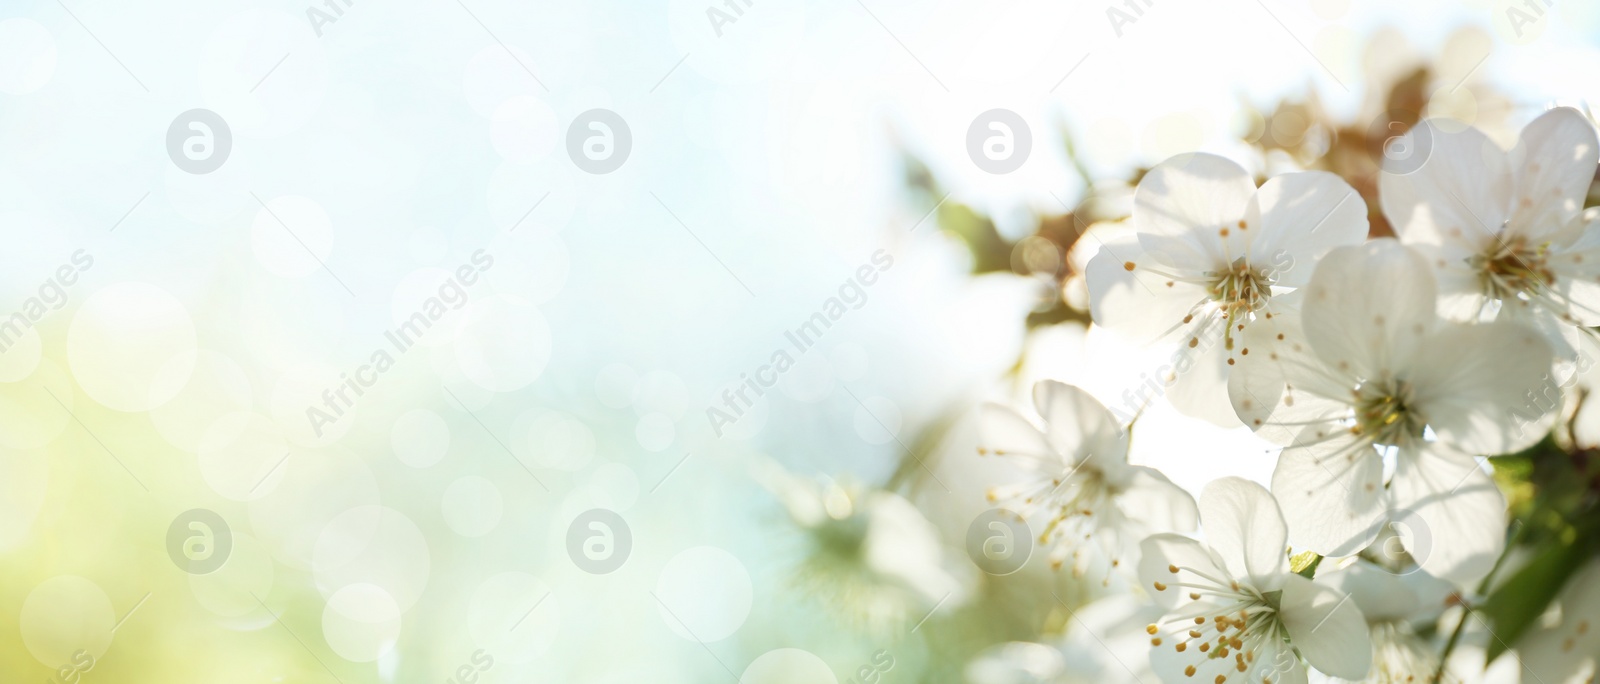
[
  {"left": 752, "top": 460, "right": 970, "bottom": 630},
  {"left": 1230, "top": 239, "right": 1555, "bottom": 585},
  {"left": 1314, "top": 563, "right": 1455, "bottom": 684},
  {"left": 1138, "top": 478, "right": 1372, "bottom": 684},
  {"left": 979, "top": 381, "right": 1198, "bottom": 576},
  {"left": 1380, "top": 107, "right": 1600, "bottom": 361},
  {"left": 1086, "top": 153, "right": 1368, "bottom": 426}
]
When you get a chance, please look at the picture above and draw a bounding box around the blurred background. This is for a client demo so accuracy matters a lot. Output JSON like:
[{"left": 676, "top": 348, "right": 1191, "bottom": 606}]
[{"left": 0, "top": 0, "right": 1597, "bottom": 682}]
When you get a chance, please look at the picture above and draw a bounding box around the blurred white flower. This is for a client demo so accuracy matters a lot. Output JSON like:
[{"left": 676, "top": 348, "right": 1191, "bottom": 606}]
[
  {"left": 1230, "top": 239, "right": 1554, "bottom": 586},
  {"left": 1138, "top": 478, "right": 1373, "bottom": 684},
  {"left": 1517, "top": 557, "right": 1599, "bottom": 684},
  {"left": 964, "top": 594, "right": 1166, "bottom": 684},
  {"left": 1380, "top": 107, "right": 1600, "bottom": 363},
  {"left": 979, "top": 381, "right": 1198, "bottom": 577},
  {"left": 1313, "top": 562, "right": 1456, "bottom": 684},
  {"left": 1086, "top": 153, "right": 1368, "bottom": 426},
  {"left": 966, "top": 641, "right": 1074, "bottom": 684},
  {"left": 753, "top": 460, "right": 971, "bottom": 631}
]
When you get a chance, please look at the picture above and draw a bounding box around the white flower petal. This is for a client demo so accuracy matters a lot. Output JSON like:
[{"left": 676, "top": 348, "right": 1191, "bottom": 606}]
[
  {"left": 864, "top": 493, "right": 966, "bottom": 604},
  {"left": 1387, "top": 445, "right": 1506, "bottom": 587},
  {"left": 1278, "top": 573, "right": 1373, "bottom": 680},
  {"left": 1301, "top": 240, "right": 1438, "bottom": 380},
  {"left": 1199, "top": 477, "right": 1289, "bottom": 592},
  {"left": 1162, "top": 326, "right": 1245, "bottom": 428},
  {"left": 1315, "top": 562, "right": 1421, "bottom": 624},
  {"left": 1086, "top": 237, "right": 1213, "bottom": 345},
  {"left": 1245, "top": 171, "right": 1369, "bottom": 289},
  {"left": 1229, "top": 306, "right": 1356, "bottom": 443},
  {"left": 1117, "top": 466, "right": 1198, "bottom": 535},
  {"left": 1408, "top": 321, "right": 1555, "bottom": 455},
  {"left": 1550, "top": 208, "right": 1600, "bottom": 326},
  {"left": 1517, "top": 557, "right": 1600, "bottom": 684},
  {"left": 1270, "top": 429, "right": 1386, "bottom": 558},
  {"left": 1137, "top": 533, "right": 1231, "bottom": 610},
  {"left": 1379, "top": 120, "right": 1511, "bottom": 250},
  {"left": 1507, "top": 107, "right": 1599, "bottom": 246},
  {"left": 1032, "top": 380, "right": 1129, "bottom": 477},
  {"left": 1133, "top": 152, "right": 1257, "bottom": 270},
  {"left": 1498, "top": 296, "right": 1580, "bottom": 362},
  {"left": 1405, "top": 241, "right": 1487, "bottom": 322},
  {"left": 978, "top": 403, "right": 1056, "bottom": 462}
]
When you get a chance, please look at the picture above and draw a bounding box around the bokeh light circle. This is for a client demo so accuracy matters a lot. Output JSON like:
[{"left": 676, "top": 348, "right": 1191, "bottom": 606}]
[
  {"left": 67, "top": 282, "right": 197, "bottom": 412},
  {"left": 19, "top": 576, "right": 115, "bottom": 667},
  {"left": 441, "top": 476, "right": 503, "bottom": 537},
  {"left": 198, "top": 411, "right": 290, "bottom": 501},
  {"left": 189, "top": 533, "right": 275, "bottom": 617},
  {"left": 248, "top": 447, "right": 381, "bottom": 569},
  {"left": 312, "top": 506, "right": 431, "bottom": 610},
  {"left": 594, "top": 363, "right": 638, "bottom": 407},
  {"left": 654, "top": 546, "right": 753, "bottom": 642},
  {"left": 469, "top": 572, "right": 560, "bottom": 664},
  {"left": 321, "top": 583, "right": 402, "bottom": 662},
  {"left": 739, "top": 649, "right": 838, "bottom": 684},
  {"left": 392, "top": 408, "right": 451, "bottom": 468},
  {"left": 635, "top": 413, "right": 676, "bottom": 452},
  {"left": 455, "top": 296, "right": 551, "bottom": 393},
  {"left": 516, "top": 410, "right": 595, "bottom": 471}
]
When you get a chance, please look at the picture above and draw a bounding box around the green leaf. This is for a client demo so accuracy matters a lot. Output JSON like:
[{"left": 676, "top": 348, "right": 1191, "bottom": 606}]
[{"left": 1479, "top": 537, "right": 1593, "bottom": 662}]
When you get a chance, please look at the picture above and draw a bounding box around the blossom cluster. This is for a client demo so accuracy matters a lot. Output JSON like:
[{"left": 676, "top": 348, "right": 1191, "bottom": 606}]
[{"left": 978, "top": 108, "right": 1600, "bottom": 683}]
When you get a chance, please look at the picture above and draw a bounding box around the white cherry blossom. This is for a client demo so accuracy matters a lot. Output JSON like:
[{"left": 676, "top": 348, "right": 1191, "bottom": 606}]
[
  {"left": 1087, "top": 153, "right": 1368, "bottom": 426},
  {"left": 1138, "top": 478, "right": 1372, "bottom": 684},
  {"left": 1313, "top": 562, "right": 1455, "bottom": 684},
  {"left": 1230, "top": 239, "right": 1555, "bottom": 586},
  {"left": 1380, "top": 107, "right": 1600, "bottom": 362},
  {"left": 979, "top": 380, "right": 1198, "bottom": 577}
]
